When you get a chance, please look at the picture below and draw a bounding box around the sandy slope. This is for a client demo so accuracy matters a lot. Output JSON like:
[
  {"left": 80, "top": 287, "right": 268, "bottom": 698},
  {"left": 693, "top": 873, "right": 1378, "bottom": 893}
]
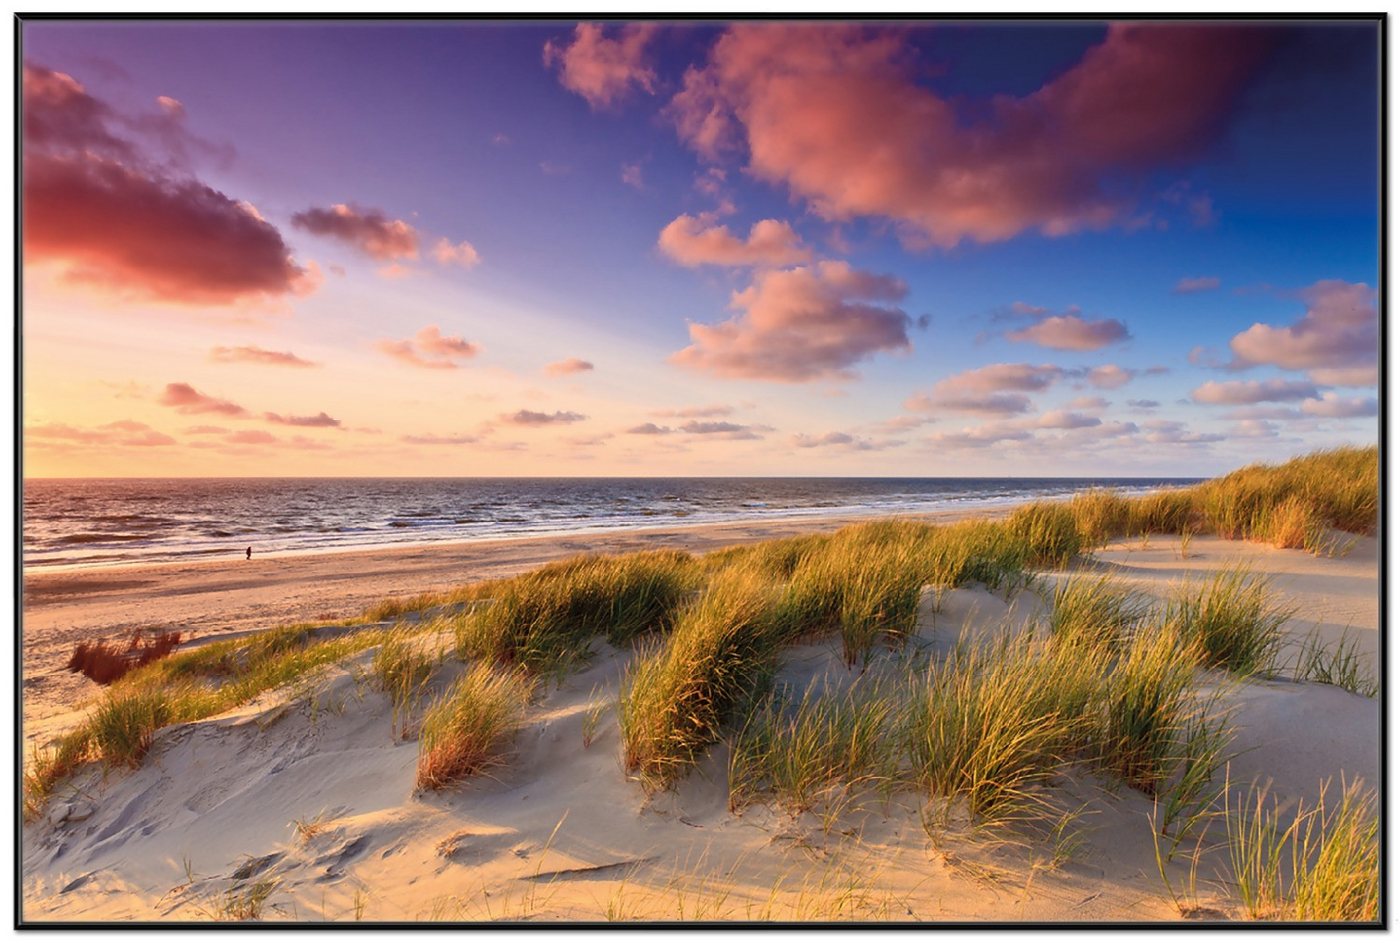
[{"left": 20, "top": 535, "right": 1378, "bottom": 923}]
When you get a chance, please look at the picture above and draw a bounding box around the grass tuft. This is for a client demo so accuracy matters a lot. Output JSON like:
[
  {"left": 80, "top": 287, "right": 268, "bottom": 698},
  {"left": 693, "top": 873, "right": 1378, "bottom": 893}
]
[
  {"left": 1169, "top": 568, "right": 1292, "bottom": 677},
  {"left": 416, "top": 663, "right": 533, "bottom": 790},
  {"left": 618, "top": 571, "right": 780, "bottom": 790}
]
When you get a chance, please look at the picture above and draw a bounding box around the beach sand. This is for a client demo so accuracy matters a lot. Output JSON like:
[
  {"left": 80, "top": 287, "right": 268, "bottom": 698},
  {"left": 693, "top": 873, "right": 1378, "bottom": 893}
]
[
  {"left": 20, "top": 523, "right": 1379, "bottom": 923},
  {"left": 21, "top": 508, "right": 1009, "bottom": 743}
]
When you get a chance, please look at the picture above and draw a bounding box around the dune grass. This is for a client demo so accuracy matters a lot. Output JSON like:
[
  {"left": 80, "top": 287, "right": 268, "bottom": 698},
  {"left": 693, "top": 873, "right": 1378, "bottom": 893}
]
[
  {"left": 617, "top": 571, "right": 781, "bottom": 790},
  {"left": 1074, "top": 446, "right": 1377, "bottom": 551},
  {"left": 416, "top": 663, "right": 533, "bottom": 790},
  {"left": 1169, "top": 568, "right": 1292, "bottom": 677},
  {"left": 1095, "top": 626, "right": 1202, "bottom": 795},
  {"left": 1047, "top": 574, "right": 1151, "bottom": 651},
  {"left": 454, "top": 550, "right": 700, "bottom": 674},
  {"left": 26, "top": 445, "right": 1375, "bottom": 830},
  {"left": 728, "top": 681, "right": 904, "bottom": 813},
  {"left": 1289, "top": 629, "right": 1378, "bottom": 698},
  {"left": 1225, "top": 777, "right": 1379, "bottom": 922},
  {"left": 1005, "top": 502, "right": 1083, "bottom": 568}
]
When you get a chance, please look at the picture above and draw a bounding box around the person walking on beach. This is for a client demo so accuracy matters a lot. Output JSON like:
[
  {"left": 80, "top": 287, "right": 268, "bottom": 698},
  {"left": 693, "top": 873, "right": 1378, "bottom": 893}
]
[{"left": 245, "top": 546, "right": 252, "bottom": 561}]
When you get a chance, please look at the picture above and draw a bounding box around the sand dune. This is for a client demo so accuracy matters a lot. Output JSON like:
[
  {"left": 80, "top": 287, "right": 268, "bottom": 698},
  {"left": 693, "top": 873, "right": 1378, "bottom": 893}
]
[{"left": 21, "top": 533, "right": 1377, "bottom": 923}]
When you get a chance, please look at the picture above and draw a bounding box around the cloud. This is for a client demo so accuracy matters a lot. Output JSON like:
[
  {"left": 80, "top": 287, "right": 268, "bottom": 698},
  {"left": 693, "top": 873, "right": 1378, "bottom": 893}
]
[
  {"left": 401, "top": 433, "right": 479, "bottom": 445},
  {"left": 679, "top": 419, "right": 767, "bottom": 440},
  {"left": 651, "top": 404, "right": 734, "bottom": 418},
  {"left": 1299, "top": 393, "right": 1378, "bottom": 419},
  {"left": 431, "top": 238, "right": 481, "bottom": 269},
  {"left": 1066, "top": 395, "right": 1110, "bottom": 410},
  {"left": 1086, "top": 365, "right": 1136, "bottom": 389},
  {"left": 26, "top": 420, "right": 175, "bottom": 447},
  {"left": 1002, "top": 304, "right": 1130, "bottom": 351},
  {"left": 667, "top": 24, "right": 1271, "bottom": 247},
  {"left": 183, "top": 425, "right": 229, "bottom": 435},
  {"left": 158, "top": 382, "right": 247, "bottom": 416},
  {"left": 264, "top": 411, "right": 341, "bottom": 428},
  {"left": 1174, "top": 275, "right": 1221, "bottom": 294},
  {"left": 791, "top": 431, "right": 901, "bottom": 451},
  {"left": 209, "top": 345, "right": 318, "bottom": 368},
  {"left": 1126, "top": 398, "right": 1160, "bottom": 410},
  {"left": 1191, "top": 378, "right": 1320, "bottom": 405},
  {"left": 658, "top": 214, "right": 811, "bottom": 267},
  {"left": 1035, "top": 410, "right": 1101, "bottom": 430},
  {"left": 501, "top": 409, "right": 587, "bottom": 426},
  {"left": 1141, "top": 419, "right": 1226, "bottom": 444},
  {"left": 670, "top": 261, "right": 911, "bottom": 382},
  {"left": 621, "top": 162, "right": 644, "bottom": 189},
  {"left": 226, "top": 430, "right": 277, "bottom": 445},
  {"left": 376, "top": 325, "right": 480, "bottom": 369},
  {"left": 544, "top": 357, "right": 595, "bottom": 377},
  {"left": 1007, "top": 313, "right": 1129, "bottom": 351},
  {"left": 543, "top": 22, "right": 659, "bottom": 109},
  {"left": 626, "top": 422, "right": 672, "bottom": 435},
  {"left": 926, "top": 422, "right": 1033, "bottom": 450},
  {"left": 291, "top": 203, "right": 419, "bottom": 261},
  {"left": 1231, "top": 419, "right": 1280, "bottom": 439},
  {"left": 906, "top": 363, "right": 1066, "bottom": 416},
  {"left": 23, "top": 65, "right": 310, "bottom": 306},
  {"left": 1227, "top": 280, "right": 1378, "bottom": 385}
]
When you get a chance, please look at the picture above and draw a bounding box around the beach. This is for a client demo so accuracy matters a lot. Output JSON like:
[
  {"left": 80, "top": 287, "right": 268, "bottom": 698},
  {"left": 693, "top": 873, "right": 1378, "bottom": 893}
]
[
  {"left": 22, "top": 507, "right": 1011, "bottom": 744},
  {"left": 20, "top": 504, "right": 1380, "bottom": 922}
]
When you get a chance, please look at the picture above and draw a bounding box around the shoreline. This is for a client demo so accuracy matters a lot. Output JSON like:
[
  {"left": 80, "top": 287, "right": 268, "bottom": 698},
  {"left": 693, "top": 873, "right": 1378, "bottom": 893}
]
[
  {"left": 21, "top": 500, "right": 1033, "bottom": 576},
  {"left": 20, "top": 504, "right": 1011, "bottom": 738}
]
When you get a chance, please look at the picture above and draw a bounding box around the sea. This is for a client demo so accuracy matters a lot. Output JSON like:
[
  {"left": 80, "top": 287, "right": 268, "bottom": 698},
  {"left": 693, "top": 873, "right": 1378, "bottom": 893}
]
[{"left": 22, "top": 476, "right": 1199, "bottom": 571}]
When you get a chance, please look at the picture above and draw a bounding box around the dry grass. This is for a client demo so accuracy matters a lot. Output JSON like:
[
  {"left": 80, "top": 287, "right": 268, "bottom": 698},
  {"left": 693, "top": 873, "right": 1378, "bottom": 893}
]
[
  {"left": 618, "top": 570, "right": 781, "bottom": 790},
  {"left": 416, "top": 663, "right": 533, "bottom": 790}
]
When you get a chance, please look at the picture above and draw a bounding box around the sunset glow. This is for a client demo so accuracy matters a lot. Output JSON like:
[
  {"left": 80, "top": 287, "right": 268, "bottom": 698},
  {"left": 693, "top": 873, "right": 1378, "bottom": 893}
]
[{"left": 21, "top": 20, "right": 1379, "bottom": 478}]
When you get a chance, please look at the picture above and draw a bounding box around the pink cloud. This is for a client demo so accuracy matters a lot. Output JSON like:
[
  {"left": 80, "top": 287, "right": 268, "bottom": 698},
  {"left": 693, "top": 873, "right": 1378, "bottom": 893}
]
[
  {"left": 26, "top": 420, "right": 175, "bottom": 447},
  {"left": 431, "top": 238, "right": 481, "bottom": 268},
  {"left": 376, "top": 325, "right": 480, "bottom": 369},
  {"left": 1086, "top": 364, "right": 1135, "bottom": 389},
  {"left": 658, "top": 214, "right": 811, "bottom": 268},
  {"left": 621, "top": 162, "right": 645, "bottom": 189},
  {"left": 544, "top": 23, "right": 660, "bottom": 109},
  {"left": 23, "top": 66, "right": 309, "bottom": 306},
  {"left": 402, "top": 433, "right": 479, "bottom": 445},
  {"left": 626, "top": 422, "right": 672, "bottom": 435},
  {"left": 678, "top": 420, "right": 767, "bottom": 440},
  {"left": 667, "top": 24, "right": 1270, "bottom": 247},
  {"left": 264, "top": 411, "right": 341, "bottom": 428},
  {"left": 1141, "top": 419, "right": 1225, "bottom": 445},
  {"left": 158, "top": 382, "right": 248, "bottom": 416},
  {"left": 1035, "top": 410, "right": 1102, "bottom": 430},
  {"left": 1227, "top": 280, "right": 1378, "bottom": 386},
  {"left": 791, "top": 431, "right": 900, "bottom": 451},
  {"left": 1191, "top": 378, "right": 1320, "bottom": 405},
  {"left": 1174, "top": 275, "right": 1221, "bottom": 294},
  {"left": 1005, "top": 312, "right": 1129, "bottom": 351},
  {"left": 670, "top": 260, "right": 911, "bottom": 382},
  {"left": 651, "top": 404, "right": 734, "bottom": 418},
  {"left": 501, "top": 409, "right": 587, "bottom": 426},
  {"left": 906, "top": 363, "right": 1066, "bottom": 416},
  {"left": 292, "top": 204, "right": 419, "bottom": 261},
  {"left": 545, "top": 357, "right": 595, "bottom": 377},
  {"left": 1299, "top": 393, "right": 1378, "bottom": 419},
  {"left": 209, "top": 345, "right": 318, "bottom": 368},
  {"left": 926, "top": 422, "right": 1033, "bottom": 450},
  {"left": 226, "top": 430, "right": 277, "bottom": 445}
]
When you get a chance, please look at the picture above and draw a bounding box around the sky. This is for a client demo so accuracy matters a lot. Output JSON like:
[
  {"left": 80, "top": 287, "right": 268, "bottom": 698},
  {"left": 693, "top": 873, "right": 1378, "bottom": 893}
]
[{"left": 19, "top": 18, "right": 1381, "bottom": 478}]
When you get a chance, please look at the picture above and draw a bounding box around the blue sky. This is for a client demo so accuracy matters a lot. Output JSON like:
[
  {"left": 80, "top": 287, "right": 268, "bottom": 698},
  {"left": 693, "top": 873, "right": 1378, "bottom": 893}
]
[{"left": 21, "top": 19, "right": 1381, "bottom": 477}]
